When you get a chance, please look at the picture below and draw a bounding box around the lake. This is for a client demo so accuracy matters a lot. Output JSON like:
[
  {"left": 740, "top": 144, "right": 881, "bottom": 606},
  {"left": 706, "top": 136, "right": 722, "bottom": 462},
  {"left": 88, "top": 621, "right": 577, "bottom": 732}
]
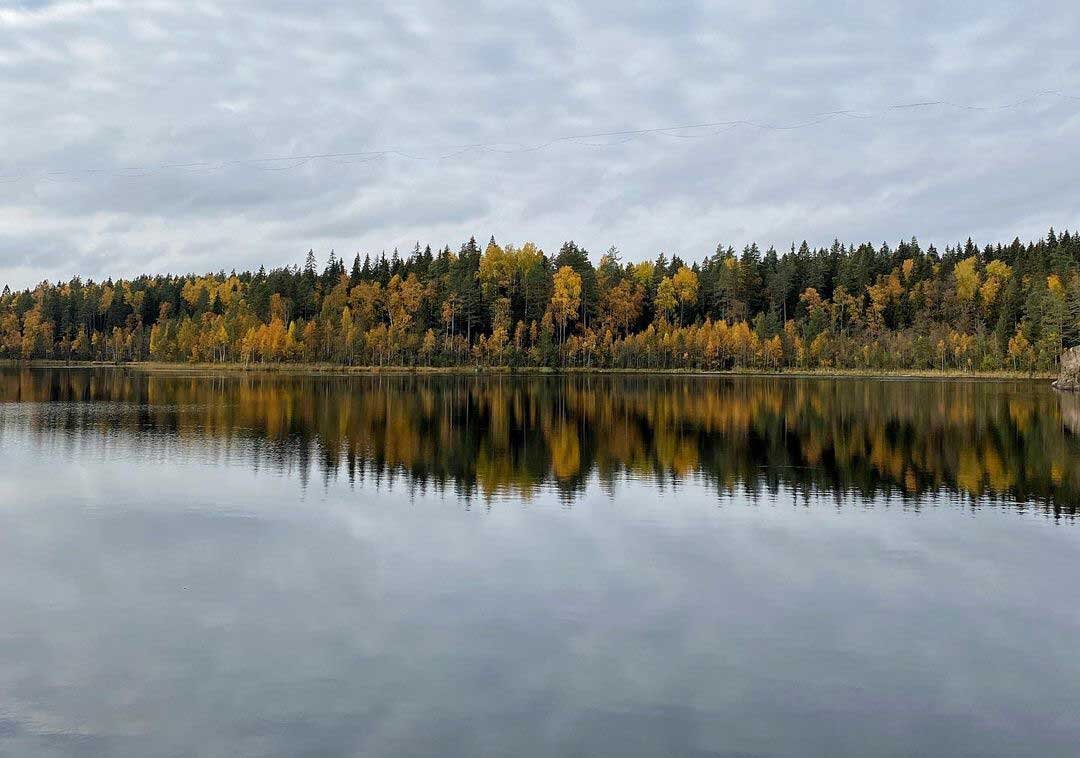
[{"left": 1, "top": 367, "right": 1079, "bottom": 757}]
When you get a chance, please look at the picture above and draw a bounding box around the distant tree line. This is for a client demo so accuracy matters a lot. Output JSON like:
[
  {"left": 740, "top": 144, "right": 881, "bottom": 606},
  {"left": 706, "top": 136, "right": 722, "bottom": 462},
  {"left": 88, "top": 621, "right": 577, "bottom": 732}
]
[{"left": 2, "top": 229, "right": 1079, "bottom": 372}]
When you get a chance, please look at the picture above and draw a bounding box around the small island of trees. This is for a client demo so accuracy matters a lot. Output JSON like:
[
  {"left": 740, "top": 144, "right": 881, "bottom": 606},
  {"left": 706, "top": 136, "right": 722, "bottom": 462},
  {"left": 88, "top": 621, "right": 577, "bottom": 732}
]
[{"left": 2, "top": 229, "right": 1079, "bottom": 373}]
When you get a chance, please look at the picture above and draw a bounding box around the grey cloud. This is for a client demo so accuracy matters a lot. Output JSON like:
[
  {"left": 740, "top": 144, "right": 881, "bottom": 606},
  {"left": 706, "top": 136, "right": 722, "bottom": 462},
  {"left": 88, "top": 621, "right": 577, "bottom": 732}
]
[{"left": 1, "top": 0, "right": 1079, "bottom": 288}]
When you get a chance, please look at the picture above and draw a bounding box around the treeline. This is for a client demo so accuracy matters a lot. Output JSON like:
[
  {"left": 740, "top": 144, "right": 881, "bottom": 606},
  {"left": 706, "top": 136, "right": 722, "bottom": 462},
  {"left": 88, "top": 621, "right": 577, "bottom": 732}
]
[{"left": 2, "top": 229, "right": 1079, "bottom": 372}]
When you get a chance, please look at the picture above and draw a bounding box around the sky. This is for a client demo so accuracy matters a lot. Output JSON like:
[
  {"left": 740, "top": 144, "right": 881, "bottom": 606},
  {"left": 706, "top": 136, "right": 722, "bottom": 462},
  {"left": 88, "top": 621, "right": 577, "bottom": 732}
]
[{"left": 1, "top": 0, "right": 1078, "bottom": 290}]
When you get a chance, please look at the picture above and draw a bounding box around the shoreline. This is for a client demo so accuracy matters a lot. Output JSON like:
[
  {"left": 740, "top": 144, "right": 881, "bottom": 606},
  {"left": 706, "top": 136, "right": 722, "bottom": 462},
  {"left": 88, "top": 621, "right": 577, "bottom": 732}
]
[{"left": 3, "top": 359, "right": 1058, "bottom": 382}]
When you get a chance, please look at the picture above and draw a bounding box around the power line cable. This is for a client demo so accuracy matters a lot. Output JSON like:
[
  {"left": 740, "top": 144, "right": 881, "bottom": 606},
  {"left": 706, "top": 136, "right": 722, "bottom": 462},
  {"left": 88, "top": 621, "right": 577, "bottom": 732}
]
[{"left": 1, "top": 89, "right": 1077, "bottom": 183}]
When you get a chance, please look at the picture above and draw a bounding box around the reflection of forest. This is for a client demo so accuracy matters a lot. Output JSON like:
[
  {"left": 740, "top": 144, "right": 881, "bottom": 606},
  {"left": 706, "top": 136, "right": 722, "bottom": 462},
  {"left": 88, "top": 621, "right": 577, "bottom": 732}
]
[{"left": 3, "top": 368, "right": 1078, "bottom": 513}]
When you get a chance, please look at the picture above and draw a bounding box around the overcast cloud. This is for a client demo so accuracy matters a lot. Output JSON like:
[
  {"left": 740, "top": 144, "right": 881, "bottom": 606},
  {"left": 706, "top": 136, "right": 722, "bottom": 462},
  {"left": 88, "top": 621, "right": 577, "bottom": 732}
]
[{"left": 1, "top": 0, "right": 1078, "bottom": 288}]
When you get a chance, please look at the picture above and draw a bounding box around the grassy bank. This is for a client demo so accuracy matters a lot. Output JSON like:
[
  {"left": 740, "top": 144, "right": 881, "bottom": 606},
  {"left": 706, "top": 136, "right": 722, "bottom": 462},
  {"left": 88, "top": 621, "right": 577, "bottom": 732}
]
[{"left": 4, "top": 359, "right": 1057, "bottom": 382}]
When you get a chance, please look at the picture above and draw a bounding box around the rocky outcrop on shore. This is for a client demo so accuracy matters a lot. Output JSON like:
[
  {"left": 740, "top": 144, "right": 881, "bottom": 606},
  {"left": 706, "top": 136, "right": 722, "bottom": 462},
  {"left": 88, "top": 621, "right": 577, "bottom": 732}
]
[{"left": 1053, "top": 347, "right": 1080, "bottom": 391}]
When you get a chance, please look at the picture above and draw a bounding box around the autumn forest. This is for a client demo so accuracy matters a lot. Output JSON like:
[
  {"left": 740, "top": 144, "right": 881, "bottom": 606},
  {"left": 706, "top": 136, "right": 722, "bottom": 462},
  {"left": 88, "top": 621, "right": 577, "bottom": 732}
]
[{"left": 3, "top": 230, "right": 1079, "bottom": 372}]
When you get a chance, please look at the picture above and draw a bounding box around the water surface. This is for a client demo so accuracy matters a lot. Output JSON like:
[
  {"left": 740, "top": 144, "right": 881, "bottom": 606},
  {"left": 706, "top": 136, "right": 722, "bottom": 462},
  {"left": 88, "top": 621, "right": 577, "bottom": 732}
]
[{"left": 1, "top": 368, "right": 1079, "bottom": 757}]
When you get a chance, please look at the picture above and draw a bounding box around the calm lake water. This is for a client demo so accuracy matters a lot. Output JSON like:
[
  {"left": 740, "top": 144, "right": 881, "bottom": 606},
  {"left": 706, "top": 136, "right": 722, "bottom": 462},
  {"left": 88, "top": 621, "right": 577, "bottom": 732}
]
[{"left": 1, "top": 367, "right": 1079, "bottom": 757}]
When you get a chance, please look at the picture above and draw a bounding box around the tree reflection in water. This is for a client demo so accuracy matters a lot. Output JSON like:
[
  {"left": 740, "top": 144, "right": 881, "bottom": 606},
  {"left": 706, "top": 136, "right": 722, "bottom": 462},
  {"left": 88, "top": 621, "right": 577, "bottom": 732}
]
[{"left": 2, "top": 367, "right": 1078, "bottom": 516}]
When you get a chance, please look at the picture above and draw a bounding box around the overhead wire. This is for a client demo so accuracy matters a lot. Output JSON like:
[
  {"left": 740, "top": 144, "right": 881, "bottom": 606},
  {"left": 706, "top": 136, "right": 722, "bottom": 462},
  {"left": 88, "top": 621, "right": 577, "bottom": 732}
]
[{"left": 0, "top": 88, "right": 1077, "bottom": 184}]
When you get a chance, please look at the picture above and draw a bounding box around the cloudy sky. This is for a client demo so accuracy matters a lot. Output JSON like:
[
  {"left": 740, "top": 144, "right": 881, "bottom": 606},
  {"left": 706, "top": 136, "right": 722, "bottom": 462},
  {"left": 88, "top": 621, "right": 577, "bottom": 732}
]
[{"left": 1, "top": 0, "right": 1078, "bottom": 289}]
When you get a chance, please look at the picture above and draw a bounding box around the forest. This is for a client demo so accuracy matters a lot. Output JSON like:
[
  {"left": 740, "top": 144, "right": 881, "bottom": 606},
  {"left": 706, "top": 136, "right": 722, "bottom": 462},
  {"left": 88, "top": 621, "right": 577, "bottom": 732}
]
[{"left": 2, "top": 229, "right": 1079, "bottom": 372}]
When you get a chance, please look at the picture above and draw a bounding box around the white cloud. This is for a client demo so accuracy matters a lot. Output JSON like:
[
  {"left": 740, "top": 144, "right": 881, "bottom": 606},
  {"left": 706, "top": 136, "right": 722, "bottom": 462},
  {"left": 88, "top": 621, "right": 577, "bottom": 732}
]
[{"left": 0, "top": 0, "right": 121, "bottom": 28}]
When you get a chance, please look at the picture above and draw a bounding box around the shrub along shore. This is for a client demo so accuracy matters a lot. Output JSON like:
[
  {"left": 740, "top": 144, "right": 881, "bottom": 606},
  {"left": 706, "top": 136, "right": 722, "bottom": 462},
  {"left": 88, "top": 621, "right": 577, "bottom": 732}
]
[{"left": 5, "top": 359, "right": 1057, "bottom": 382}]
